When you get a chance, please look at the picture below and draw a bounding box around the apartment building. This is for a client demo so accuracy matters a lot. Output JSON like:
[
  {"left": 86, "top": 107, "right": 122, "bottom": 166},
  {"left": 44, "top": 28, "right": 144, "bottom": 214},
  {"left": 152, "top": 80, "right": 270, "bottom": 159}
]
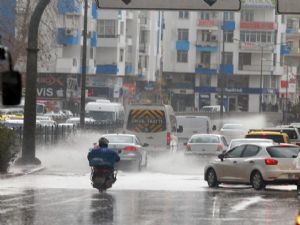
[
  {"left": 163, "top": 0, "right": 286, "bottom": 112},
  {"left": 51, "top": 0, "right": 162, "bottom": 103}
]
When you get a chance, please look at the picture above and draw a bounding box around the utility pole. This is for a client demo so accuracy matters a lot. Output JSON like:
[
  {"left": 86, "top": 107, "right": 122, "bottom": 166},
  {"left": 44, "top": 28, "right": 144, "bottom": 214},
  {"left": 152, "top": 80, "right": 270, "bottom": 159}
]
[
  {"left": 16, "top": 0, "right": 51, "bottom": 165},
  {"left": 220, "top": 15, "right": 225, "bottom": 123},
  {"left": 259, "top": 46, "right": 263, "bottom": 113},
  {"left": 285, "top": 65, "right": 289, "bottom": 124},
  {"left": 79, "top": 0, "right": 88, "bottom": 128}
]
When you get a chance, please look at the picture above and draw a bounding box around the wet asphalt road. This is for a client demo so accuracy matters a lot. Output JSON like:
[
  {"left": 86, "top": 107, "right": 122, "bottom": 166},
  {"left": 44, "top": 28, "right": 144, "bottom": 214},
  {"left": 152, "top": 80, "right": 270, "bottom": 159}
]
[{"left": 0, "top": 171, "right": 300, "bottom": 225}]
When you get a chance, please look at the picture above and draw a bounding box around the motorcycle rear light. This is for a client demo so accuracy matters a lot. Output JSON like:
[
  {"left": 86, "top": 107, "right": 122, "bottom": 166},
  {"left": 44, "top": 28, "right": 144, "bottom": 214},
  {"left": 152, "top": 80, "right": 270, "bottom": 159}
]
[
  {"left": 186, "top": 144, "right": 191, "bottom": 151},
  {"left": 216, "top": 144, "right": 222, "bottom": 151},
  {"left": 124, "top": 146, "right": 137, "bottom": 152},
  {"left": 166, "top": 132, "right": 171, "bottom": 145},
  {"left": 296, "top": 213, "right": 300, "bottom": 225},
  {"left": 265, "top": 158, "right": 278, "bottom": 165}
]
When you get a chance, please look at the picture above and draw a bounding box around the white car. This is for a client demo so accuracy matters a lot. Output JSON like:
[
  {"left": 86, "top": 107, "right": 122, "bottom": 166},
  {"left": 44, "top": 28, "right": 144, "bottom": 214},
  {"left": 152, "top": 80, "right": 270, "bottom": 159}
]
[
  {"left": 185, "top": 134, "right": 228, "bottom": 155},
  {"left": 228, "top": 138, "right": 274, "bottom": 150},
  {"left": 66, "top": 117, "right": 96, "bottom": 125},
  {"left": 219, "top": 123, "right": 247, "bottom": 142},
  {"left": 204, "top": 143, "right": 300, "bottom": 190}
]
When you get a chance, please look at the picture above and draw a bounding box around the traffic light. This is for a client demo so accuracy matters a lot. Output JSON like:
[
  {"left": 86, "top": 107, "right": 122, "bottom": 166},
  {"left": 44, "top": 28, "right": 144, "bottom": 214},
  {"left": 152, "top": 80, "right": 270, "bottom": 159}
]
[{"left": 122, "top": 0, "right": 131, "bottom": 5}]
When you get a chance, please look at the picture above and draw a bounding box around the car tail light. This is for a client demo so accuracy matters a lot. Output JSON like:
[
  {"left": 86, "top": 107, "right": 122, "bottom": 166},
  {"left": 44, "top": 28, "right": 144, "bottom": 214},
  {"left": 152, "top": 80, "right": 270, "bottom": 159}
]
[
  {"left": 123, "top": 146, "right": 137, "bottom": 152},
  {"left": 296, "top": 213, "right": 300, "bottom": 225},
  {"left": 186, "top": 144, "right": 191, "bottom": 151},
  {"left": 166, "top": 132, "right": 171, "bottom": 146},
  {"left": 216, "top": 144, "right": 223, "bottom": 151},
  {"left": 296, "top": 143, "right": 300, "bottom": 147},
  {"left": 265, "top": 158, "right": 278, "bottom": 165}
]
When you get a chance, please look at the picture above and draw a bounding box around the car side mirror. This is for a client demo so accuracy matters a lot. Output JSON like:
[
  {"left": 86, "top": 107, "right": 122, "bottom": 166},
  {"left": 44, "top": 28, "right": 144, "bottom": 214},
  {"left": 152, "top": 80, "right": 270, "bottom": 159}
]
[
  {"left": 143, "top": 143, "right": 149, "bottom": 147},
  {"left": 218, "top": 153, "right": 224, "bottom": 161},
  {"left": 177, "top": 125, "right": 183, "bottom": 133},
  {"left": 212, "top": 125, "right": 217, "bottom": 131},
  {"left": 1, "top": 70, "right": 22, "bottom": 105}
]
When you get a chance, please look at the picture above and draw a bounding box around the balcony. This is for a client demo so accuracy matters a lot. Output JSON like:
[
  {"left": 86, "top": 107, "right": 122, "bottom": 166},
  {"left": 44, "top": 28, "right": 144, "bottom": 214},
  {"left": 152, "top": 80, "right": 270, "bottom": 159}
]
[
  {"left": 239, "top": 42, "right": 274, "bottom": 52},
  {"left": 197, "top": 19, "right": 219, "bottom": 28},
  {"left": 125, "top": 64, "right": 133, "bottom": 75},
  {"left": 56, "top": 58, "right": 78, "bottom": 73},
  {"left": 91, "top": 2, "right": 97, "bottom": 19},
  {"left": 57, "top": 0, "right": 81, "bottom": 15},
  {"left": 90, "top": 31, "right": 97, "bottom": 47},
  {"left": 176, "top": 40, "right": 190, "bottom": 51},
  {"left": 126, "top": 11, "right": 134, "bottom": 20},
  {"left": 220, "top": 64, "right": 234, "bottom": 75},
  {"left": 96, "top": 64, "right": 118, "bottom": 75},
  {"left": 280, "top": 44, "right": 291, "bottom": 56},
  {"left": 240, "top": 22, "right": 277, "bottom": 30},
  {"left": 97, "top": 35, "right": 119, "bottom": 47},
  {"left": 56, "top": 28, "right": 80, "bottom": 45},
  {"left": 195, "top": 65, "right": 217, "bottom": 75},
  {"left": 239, "top": 64, "right": 273, "bottom": 73},
  {"left": 222, "top": 21, "right": 235, "bottom": 31},
  {"left": 196, "top": 45, "right": 218, "bottom": 52}
]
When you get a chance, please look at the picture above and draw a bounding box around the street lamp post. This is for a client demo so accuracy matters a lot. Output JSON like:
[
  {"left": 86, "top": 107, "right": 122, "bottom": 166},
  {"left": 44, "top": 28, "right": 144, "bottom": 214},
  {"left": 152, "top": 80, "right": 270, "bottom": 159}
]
[
  {"left": 220, "top": 15, "right": 225, "bottom": 123},
  {"left": 259, "top": 46, "right": 264, "bottom": 113}
]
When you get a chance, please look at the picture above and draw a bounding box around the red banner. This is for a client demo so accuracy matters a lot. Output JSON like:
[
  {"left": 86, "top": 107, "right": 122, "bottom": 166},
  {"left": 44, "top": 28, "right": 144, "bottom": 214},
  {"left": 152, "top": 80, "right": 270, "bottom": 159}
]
[{"left": 240, "top": 22, "right": 277, "bottom": 30}]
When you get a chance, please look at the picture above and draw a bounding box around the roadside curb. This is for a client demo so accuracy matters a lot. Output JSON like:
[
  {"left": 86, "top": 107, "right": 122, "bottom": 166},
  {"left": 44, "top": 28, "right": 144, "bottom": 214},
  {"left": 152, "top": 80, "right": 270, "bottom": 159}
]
[{"left": 0, "top": 166, "right": 46, "bottom": 179}]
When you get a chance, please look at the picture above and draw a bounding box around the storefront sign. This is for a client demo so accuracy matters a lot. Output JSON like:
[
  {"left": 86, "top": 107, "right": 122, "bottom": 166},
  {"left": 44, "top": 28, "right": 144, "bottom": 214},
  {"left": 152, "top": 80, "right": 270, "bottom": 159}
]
[{"left": 37, "top": 73, "right": 67, "bottom": 99}]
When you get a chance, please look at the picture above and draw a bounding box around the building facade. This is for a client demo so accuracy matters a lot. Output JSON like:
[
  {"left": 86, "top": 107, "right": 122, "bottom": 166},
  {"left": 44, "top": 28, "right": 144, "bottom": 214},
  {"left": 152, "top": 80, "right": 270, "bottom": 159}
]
[{"left": 163, "top": 0, "right": 286, "bottom": 112}]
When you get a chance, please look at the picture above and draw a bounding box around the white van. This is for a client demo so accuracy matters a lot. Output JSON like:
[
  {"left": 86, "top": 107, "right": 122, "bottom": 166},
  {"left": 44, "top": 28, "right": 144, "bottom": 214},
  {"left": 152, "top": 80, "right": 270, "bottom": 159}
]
[
  {"left": 176, "top": 115, "right": 212, "bottom": 142},
  {"left": 123, "top": 104, "right": 178, "bottom": 151},
  {"left": 85, "top": 100, "right": 125, "bottom": 125},
  {"left": 199, "top": 105, "right": 226, "bottom": 113}
]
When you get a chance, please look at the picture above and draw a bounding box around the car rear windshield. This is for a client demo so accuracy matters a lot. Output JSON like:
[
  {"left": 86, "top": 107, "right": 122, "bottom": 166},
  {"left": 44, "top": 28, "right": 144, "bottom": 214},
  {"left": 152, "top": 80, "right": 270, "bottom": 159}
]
[
  {"left": 105, "top": 136, "right": 134, "bottom": 144},
  {"left": 126, "top": 109, "right": 166, "bottom": 133},
  {"left": 190, "top": 135, "right": 219, "bottom": 144},
  {"left": 265, "top": 129, "right": 298, "bottom": 140},
  {"left": 245, "top": 134, "right": 284, "bottom": 143},
  {"left": 266, "top": 146, "right": 300, "bottom": 158}
]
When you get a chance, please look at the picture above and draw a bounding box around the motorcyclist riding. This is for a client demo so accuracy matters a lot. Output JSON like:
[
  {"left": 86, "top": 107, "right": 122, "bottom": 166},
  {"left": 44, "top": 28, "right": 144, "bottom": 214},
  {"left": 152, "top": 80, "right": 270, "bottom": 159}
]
[{"left": 87, "top": 137, "right": 120, "bottom": 188}]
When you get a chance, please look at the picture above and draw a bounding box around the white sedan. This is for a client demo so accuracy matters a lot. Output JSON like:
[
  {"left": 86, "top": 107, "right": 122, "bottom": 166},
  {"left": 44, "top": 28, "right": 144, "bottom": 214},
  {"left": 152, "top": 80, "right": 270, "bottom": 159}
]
[
  {"left": 185, "top": 134, "right": 228, "bottom": 155},
  {"left": 204, "top": 143, "right": 300, "bottom": 190}
]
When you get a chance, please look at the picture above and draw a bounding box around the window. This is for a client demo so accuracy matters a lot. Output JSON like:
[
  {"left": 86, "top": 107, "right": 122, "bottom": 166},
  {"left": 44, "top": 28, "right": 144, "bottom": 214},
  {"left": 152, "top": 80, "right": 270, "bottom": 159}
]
[
  {"left": 179, "top": 11, "right": 189, "bottom": 19},
  {"left": 178, "top": 29, "right": 189, "bottom": 41},
  {"left": 239, "top": 53, "right": 251, "bottom": 70},
  {"left": 200, "top": 52, "right": 211, "bottom": 66},
  {"left": 224, "top": 31, "right": 233, "bottom": 42},
  {"left": 119, "top": 49, "right": 124, "bottom": 62},
  {"left": 199, "top": 75, "right": 211, "bottom": 87},
  {"left": 177, "top": 51, "right": 188, "bottom": 63},
  {"left": 226, "top": 145, "right": 245, "bottom": 158},
  {"left": 224, "top": 12, "right": 234, "bottom": 21},
  {"left": 199, "top": 12, "right": 210, "bottom": 20},
  {"left": 223, "top": 52, "right": 233, "bottom": 64},
  {"left": 240, "top": 31, "right": 273, "bottom": 44},
  {"left": 97, "top": 20, "right": 116, "bottom": 37},
  {"left": 241, "top": 10, "right": 254, "bottom": 22},
  {"left": 242, "top": 145, "right": 260, "bottom": 157}
]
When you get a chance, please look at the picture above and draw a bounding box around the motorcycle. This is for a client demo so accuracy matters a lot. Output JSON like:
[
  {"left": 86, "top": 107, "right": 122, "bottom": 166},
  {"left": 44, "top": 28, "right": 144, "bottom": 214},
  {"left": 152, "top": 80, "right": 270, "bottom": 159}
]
[{"left": 90, "top": 166, "right": 117, "bottom": 192}]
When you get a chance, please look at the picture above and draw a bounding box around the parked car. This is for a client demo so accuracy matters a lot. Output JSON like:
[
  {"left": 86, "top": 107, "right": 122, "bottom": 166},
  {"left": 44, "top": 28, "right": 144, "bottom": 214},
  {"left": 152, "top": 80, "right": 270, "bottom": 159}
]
[
  {"left": 65, "top": 117, "right": 96, "bottom": 125},
  {"left": 100, "top": 133, "right": 148, "bottom": 171},
  {"left": 199, "top": 105, "right": 226, "bottom": 113},
  {"left": 184, "top": 134, "right": 228, "bottom": 155},
  {"left": 228, "top": 138, "right": 274, "bottom": 150},
  {"left": 204, "top": 143, "right": 300, "bottom": 190}
]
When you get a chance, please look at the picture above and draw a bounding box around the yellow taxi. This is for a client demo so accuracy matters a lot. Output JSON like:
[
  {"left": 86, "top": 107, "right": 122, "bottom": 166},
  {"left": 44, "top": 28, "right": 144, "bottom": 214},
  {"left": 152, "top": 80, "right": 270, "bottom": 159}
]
[{"left": 245, "top": 131, "right": 289, "bottom": 144}]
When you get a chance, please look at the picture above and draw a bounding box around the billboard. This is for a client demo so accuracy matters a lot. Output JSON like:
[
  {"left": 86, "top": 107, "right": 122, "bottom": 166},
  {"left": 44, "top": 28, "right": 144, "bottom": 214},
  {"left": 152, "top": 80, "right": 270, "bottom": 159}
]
[
  {"left": 37, "top": 74, "right": 67, "bottom": 99},
  {"left": 96, "top": 0, "right": 241, "bottom": 11}
]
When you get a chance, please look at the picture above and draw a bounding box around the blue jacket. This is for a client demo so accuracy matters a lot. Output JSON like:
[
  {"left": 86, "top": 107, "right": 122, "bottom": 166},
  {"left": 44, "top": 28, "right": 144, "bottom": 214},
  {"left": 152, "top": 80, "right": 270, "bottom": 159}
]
[{"left": 87, "top": 147, "right": 120, "bottom": 168}]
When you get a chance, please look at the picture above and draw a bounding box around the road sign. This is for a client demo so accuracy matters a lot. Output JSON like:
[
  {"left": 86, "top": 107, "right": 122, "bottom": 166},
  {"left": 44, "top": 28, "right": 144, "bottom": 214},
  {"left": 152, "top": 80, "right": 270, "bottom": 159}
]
[
  {"left": 277, "top": 0, "right": 300, "bottom": 14},
  {"left": 95, "top": 0, "right": 241, "bottom": 11}
]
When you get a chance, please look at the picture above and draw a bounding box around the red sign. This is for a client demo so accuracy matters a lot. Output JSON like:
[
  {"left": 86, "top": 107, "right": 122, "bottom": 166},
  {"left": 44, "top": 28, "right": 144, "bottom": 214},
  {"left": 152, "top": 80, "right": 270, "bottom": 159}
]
[
  {"left": 123, "top": 83, "right": 136, "bottom": 94},
  {"left": 240, "top": 22, "right": 277, "bottom": 30},
  {"left": 198, "top": 19, "right": 218, "bottom": 27},
  {"left": 281, "top": 80, "right": 288, "bottom": 88}
]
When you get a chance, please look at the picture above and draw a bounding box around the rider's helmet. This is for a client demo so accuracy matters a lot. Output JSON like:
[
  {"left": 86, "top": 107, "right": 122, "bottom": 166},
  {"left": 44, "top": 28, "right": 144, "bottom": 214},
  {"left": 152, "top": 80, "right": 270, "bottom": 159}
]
[{"left": 98, "top": 137, "right": 109, "bottom": 148}]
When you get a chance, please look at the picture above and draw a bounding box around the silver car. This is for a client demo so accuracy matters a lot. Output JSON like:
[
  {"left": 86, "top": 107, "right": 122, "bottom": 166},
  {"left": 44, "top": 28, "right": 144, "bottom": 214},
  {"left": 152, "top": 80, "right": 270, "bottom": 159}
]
[
  {"left": 204, "top": 143, "right": 300, "bottom": 190},
  {"left": 185, "top": 134, "right": 228, "bottom": 155},
  {"left": 101, "top": 133, "right": 148, "bottom": 171}
]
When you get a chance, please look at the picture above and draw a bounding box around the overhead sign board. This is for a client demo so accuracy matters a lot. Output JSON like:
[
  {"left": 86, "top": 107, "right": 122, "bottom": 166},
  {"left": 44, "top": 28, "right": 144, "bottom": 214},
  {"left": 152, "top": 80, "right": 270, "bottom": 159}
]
[
  {"left": 277, "top": 0, "right": 300, "bottom": 14},
  {"left": 95, "top": 0, "right": 241, "bottom": 11}
]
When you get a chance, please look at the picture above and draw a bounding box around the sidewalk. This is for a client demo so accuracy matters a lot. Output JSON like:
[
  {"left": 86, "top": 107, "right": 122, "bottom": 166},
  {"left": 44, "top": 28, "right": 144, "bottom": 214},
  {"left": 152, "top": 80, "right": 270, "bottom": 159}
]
[{"left": 0, "top": 164, "right": 45, "bottom": 179}]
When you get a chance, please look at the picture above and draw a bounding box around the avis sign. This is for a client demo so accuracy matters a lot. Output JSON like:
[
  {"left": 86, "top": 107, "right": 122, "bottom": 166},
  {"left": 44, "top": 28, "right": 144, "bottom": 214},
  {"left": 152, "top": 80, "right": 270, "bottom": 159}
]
[
  {"left": 96, "top": 0, "right": 241, "bottom": 11},
  {"left": 37, "top": 73, "right": 66, "bottom": 99}
]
